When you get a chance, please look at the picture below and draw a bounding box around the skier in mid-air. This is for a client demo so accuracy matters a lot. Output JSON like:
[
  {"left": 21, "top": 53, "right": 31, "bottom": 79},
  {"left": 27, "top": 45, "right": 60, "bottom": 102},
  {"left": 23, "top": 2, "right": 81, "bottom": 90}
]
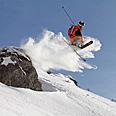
[
  {"left": 62, "top": 6, "right": 93, "bottom": 49},
  {"left": 68, "top": 20, "right": 85, "bottom": 47}
]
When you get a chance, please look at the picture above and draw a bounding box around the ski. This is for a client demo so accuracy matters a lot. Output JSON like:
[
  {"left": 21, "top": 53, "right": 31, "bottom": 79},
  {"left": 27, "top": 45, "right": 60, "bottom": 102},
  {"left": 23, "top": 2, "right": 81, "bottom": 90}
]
[
  {"left": 62, "top": 38, "right": 86, "bottom": 62},
  {"left": 79, "top": 41, "right": 93, "bottom": 49}
]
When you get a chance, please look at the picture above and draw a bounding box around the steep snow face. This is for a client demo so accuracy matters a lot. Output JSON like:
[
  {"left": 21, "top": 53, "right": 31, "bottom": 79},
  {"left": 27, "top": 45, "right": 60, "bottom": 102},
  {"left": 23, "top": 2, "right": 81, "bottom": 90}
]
[
  {"left": 0, "top": 70, "right": 116, "bottom": 116},
  {"left": 0, "top": 30, "right": 116, "bottom": 116},
  {"left": 22, "top": 30, "right": 101, "bottom": 72}
]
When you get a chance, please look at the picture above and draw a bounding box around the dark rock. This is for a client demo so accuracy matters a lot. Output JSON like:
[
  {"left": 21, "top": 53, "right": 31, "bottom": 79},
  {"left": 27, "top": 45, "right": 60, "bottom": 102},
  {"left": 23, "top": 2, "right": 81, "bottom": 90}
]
[
  {"left": 69, "top": 77, "right": 79, "bottom": 87},
  {"left": 111, "top": 99, "right": 116, "bottom": 102},
  {"left": 0, "top": 47, "right": 42, "bottom": 91}
]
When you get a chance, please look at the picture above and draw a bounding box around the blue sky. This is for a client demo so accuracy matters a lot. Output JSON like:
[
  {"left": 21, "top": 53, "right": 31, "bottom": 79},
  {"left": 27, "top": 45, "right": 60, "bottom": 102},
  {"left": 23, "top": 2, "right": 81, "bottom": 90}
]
[{"left": 0, "top": 0, "right": 116, "bottom": 99}]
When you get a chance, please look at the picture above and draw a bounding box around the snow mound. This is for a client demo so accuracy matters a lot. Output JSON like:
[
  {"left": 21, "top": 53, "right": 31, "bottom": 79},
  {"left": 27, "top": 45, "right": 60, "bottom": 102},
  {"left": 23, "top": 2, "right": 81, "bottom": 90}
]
[{"left": 22, "top": 30, "right": 101, "bottom": 72}]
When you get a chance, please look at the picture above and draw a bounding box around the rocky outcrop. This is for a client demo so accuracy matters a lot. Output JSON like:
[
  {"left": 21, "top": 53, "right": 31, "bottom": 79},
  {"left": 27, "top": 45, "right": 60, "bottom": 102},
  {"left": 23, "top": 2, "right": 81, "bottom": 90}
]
[
  {"left": 69, "top": 77, "right": 79, "bottom": 86},
  {"left": 0, "top": 47, "right": 42, "bottom": 91}
]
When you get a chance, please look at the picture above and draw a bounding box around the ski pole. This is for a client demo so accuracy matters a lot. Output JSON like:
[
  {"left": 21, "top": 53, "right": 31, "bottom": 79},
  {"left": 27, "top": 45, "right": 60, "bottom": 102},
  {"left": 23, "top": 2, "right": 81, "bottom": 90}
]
[
  {"left": 62, "top": 6, "right": 75, "bottom": 25},
  {"left": 62, "top": 38, "right": 86, "bottom": 62}
]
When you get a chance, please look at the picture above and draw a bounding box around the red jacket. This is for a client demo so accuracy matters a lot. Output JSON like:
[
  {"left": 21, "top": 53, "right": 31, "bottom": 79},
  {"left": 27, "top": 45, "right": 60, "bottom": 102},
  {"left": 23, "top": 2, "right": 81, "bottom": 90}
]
[{"left": 68, "top": 24, "right": 82, "bottom": 44}]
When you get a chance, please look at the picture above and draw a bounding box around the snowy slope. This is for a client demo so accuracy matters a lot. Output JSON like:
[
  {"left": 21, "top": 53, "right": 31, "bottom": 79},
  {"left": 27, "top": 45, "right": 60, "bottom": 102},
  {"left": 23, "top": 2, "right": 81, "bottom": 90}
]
[
  {"left": 0, "top": 70, "right": 116, "bottom": 116},
  {"left": 1, "top": 30, "right": 116, "bottom": 116}
]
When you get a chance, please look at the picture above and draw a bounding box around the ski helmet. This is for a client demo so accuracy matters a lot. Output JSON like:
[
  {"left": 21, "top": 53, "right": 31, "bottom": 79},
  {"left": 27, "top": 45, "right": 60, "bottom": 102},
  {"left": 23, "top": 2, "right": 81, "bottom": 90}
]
[{"left": 79, "top": 21, "right": 85, "bottom": 27}]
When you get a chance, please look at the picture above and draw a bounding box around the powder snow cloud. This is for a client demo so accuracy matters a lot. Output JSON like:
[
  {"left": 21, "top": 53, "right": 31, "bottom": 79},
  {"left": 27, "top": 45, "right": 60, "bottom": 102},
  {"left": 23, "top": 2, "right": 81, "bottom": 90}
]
[{"left": 22, "top": 30, "right": 101, "bottom": 72}]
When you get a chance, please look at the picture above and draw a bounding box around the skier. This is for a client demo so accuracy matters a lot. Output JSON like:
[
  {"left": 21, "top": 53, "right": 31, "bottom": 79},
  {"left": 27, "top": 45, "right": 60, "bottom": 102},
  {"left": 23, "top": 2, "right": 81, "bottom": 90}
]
[{"left": 68, "top": 20, "right": 85, "bottom": 47}]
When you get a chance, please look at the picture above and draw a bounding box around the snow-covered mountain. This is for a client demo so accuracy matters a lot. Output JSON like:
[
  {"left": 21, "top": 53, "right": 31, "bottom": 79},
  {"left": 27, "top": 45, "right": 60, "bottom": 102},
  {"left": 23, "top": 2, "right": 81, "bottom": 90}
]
[
  {"left": 0, "top": 30, "right": 116, "bottom": 116},
  {"left": 1, "top": 70, "right": 116, "bottom": 116}
]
